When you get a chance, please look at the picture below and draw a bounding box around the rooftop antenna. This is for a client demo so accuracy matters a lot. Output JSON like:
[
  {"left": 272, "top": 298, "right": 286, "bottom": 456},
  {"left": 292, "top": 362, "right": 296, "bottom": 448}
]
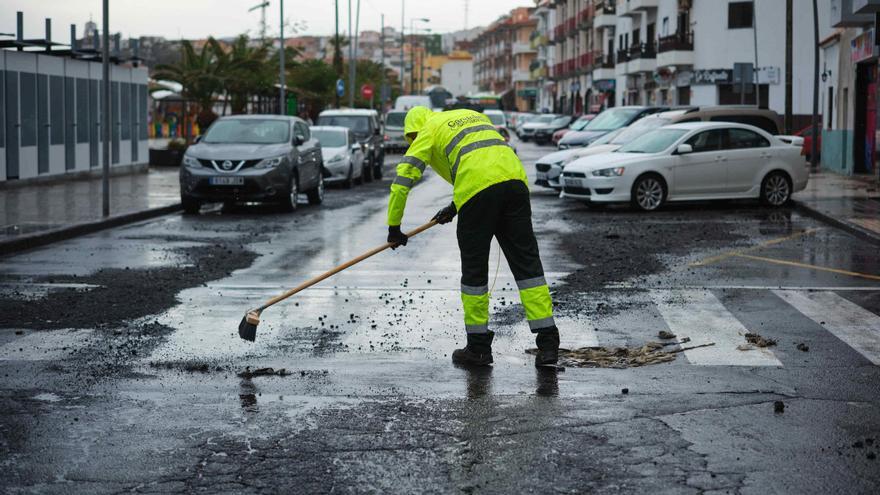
[{"left": 249, "top": 1, "right": 270, "bottom": 41}]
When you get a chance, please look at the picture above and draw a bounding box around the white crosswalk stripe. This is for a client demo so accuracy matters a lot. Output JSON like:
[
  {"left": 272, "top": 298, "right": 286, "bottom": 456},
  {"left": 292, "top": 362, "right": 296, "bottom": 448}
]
[
  {"left": 651, "top": 289, "right": 783, "bottom": 366},
  {"left": 774, "top": 290, "right": 880, "bottom": 365}
]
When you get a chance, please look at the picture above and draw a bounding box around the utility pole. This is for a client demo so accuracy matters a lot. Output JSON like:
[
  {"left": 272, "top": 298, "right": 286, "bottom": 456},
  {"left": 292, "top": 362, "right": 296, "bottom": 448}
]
[
  {"left": 248, "top": 2, "right": 270, "bottom": 42},
  {"left": 810, "top": 0, "right": 819, "bottom": 171},
  {"left": 334, "top": 0, "right": 341, "bottom": 107},
  {"left": 348, "top": 0, "right": 355, "bottom": 107},
  {"left": 753, "top": 2, "right": 760, "bottom": 108},
  {"left": 354, "top": 0, "right": 361, "bottom": 106},
  {"left": 279, "top": 0, "right": 285, "bottom": 115},
  {"left": 101, "top": 0, "right": 110, "bottom": 217},
  {"left": 785, "top": 0, "right": 793, "bottom": 133},
  {"left": 401, "top": 0, "right": 405, "bottom": 94},
  {"left": 380, "top": 13, "right": 386, "bottom": 110}
]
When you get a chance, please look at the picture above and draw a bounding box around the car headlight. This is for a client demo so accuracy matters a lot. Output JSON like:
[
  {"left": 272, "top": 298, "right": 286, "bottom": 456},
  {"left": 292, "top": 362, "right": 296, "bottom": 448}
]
[
  {"left": 254, "top": 155, "right": 285, "bottom": 169},
  {"left": 551, "top": 160, "right": 564, "bottom": 168},
  {"left": 591, "top": 167, "right": 625, "bottom": 177},
  {"left": 182, "top": 155, "right": 201, "bottom": 168}
]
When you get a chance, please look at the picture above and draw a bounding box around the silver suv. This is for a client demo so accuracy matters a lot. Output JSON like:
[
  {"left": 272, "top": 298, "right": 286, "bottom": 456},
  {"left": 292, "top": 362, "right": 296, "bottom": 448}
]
[{"left": 179, "top": 115, "right": 324, "bottom": 213}]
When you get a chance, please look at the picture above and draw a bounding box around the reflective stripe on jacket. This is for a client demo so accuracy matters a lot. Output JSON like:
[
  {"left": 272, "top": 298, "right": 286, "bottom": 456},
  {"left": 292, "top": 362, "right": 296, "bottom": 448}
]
[{"left": 387, "top": 108, "right": 527, "bottom": 226}]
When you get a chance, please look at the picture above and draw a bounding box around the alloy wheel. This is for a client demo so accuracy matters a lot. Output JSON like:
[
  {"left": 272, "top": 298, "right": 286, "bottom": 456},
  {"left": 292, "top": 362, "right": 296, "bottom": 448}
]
[
  {"left": 636, "top": 178, "right": 664, "bottom": 211},
  {"left": 317, "top": 174, "right": 325, "bottom": 201},
  {"left": 289, "top": 175, "right": 299, "bottom": 210},
  {"left": 765, "top": 175, "right": 790, "bottom": 206}
]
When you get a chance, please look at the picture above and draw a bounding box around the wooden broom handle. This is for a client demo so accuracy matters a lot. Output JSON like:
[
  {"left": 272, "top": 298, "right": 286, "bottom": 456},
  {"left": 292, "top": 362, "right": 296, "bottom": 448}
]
[{"left": 257, "top": 220, "right": 438, "bottom": 311}]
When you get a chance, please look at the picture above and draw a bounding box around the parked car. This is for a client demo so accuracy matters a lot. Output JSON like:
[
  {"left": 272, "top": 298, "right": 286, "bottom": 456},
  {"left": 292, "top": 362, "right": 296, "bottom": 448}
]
[
  {"left": 179, "top": 115, "right": 324, "bottom": 214},
  {"left": 515, "top": 113, "right": 539, "bottom": 139},
  {"left": 316, "top": 109, "right": 384, "bottom": 180},
  {"left": 560, "top": 122, "right": 809, "bottom": 211},
  {"left": 311, "top": 126, "right": 366, "bottom": 188},
  {"left": 521, "top": 114, "right": 573, "bottom": 144},
  {"left": 795, "top": 125, "right": 822, "bottom": 161},
  {"left": 552, "top": 114, "right": 596, "bottom": 145},
  {"left": 384, "top": 110, "right": 408, "bottom": 153},
  {"left": 540, "top": 106, "right": 785, "bottom": 190},
  {"left": 484, "top": 109, "right": 511, "bottom": 141},
  {"left": 557, "top": 106, "right": 667, "bottom": 149}
]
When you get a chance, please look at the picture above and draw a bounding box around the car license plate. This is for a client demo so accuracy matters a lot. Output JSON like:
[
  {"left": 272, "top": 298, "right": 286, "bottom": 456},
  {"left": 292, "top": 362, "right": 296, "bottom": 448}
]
[
  {"left": 564, "top": 178, "right": 583, "bottom": 188},
  {"left": 536, "top": 172, "right": 547, "bottom": 180},
  {"left": 210, "top": 176, "right": 244, "bottom": 186}
]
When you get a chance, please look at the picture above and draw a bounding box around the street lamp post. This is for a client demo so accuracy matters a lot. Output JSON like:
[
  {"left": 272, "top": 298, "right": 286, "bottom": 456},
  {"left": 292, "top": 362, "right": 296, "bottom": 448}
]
[
  {"left": 101, "top": 0, "right": 110, "bottom": 217},
  {"left": 409, "top": 18, "right": 429, "bottom": 94},
  {"left": 279, "top": 0, "right": 285, "bottom": 115}
]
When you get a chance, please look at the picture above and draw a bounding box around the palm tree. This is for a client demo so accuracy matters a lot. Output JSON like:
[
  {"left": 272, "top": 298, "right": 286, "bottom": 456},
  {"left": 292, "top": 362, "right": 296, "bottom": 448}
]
[
  {"left": 212, "top": 36, "right": 273, "bottom": 114},
  {"left": 153, "top": 39, "right": 223, "bottom": 133}
]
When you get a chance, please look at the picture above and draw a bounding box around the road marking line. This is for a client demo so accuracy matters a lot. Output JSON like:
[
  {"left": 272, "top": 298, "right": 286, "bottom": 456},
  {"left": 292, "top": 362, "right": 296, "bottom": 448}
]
[
  {"left": 651, "top": 289, "right": 782, "bottom": 366},
  {"left": 735, "top": 253, "right": 880, "bottom": 281},
  {"left": 774, "top": 290, "right": 880, "bottom": 365},
  {"left": 690, "top": 228, "right": 822, "bottom": 267},
  {"left": 607, "top": 283, "right": 880, "bottom": 291}
]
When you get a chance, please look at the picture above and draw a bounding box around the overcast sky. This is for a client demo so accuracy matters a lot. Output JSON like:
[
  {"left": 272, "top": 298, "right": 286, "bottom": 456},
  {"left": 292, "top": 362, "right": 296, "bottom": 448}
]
[{"left": 4, "top": 0, "right": 533, "bottom": 41}]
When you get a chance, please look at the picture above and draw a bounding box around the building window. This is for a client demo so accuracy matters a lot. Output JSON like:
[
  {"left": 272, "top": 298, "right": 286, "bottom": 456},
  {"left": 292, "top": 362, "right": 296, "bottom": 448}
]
[{"left": 728, "top": 2, "right": 753, "bottom": 29}]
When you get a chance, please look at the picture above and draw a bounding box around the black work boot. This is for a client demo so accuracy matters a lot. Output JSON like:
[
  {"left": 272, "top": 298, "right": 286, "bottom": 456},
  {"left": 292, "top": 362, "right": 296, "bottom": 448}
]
[
  {"left": 534, "top": 327, "right": 560, "bottom": 366},
  {"left": 452, "top": 331, "right": 494, "bottom": 366}
]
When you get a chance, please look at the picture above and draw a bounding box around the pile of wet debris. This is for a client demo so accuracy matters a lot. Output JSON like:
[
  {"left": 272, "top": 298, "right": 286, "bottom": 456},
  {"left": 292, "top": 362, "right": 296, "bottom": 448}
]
[{"left": 527, "top": 332, "right": 714, "bottom": 368}]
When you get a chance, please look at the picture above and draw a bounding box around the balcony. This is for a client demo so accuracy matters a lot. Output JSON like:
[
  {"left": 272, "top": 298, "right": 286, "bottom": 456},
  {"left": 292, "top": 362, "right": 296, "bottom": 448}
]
[
  {"left": 578, "top": 52, "right": 593, "bottom": 72},
  {"left": 567, "top": 18, "right": 577, "bottom": 37},
  {"left": 554, "top": 24, "right": 565, "bottom": 42},
  {"left": 578, "top": 5, "right": 594, "bottom": 26},
  {"left": 513, "top": 41, "right": 536, "bottom": 54},
  {"left": 592, "top": 54, "right": 616, "bottom": 81},
  {"left": 626, "top": 42, "right": 656, "bottom": 73},
  {"left": 512, "top": 69, "right": 532, "bottom": 82},
  {"left": 531, "top": 66, "right": 548, "bottom": 79},
  {"left": 566, "top": 58, "right": 577, "bottom": 74},
  {"left": 617, "top": 0, "right": 658, "bottom": 17},
  {"left": 657, "top": 31, "right": 694, "bottom": 67}
]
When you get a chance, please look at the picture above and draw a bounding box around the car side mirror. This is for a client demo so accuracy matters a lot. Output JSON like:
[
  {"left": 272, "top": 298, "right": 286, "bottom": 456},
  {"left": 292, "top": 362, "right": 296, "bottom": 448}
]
[
  {"left": 294, "top": 133, "right": 305, "bottom": 145},
  {"left": 374, "top": 127, "right": 381, "bottom": 136},
  {"left": 193, "top": 135, "right": 201, "bottom": 144},
  {"left": 351, "top": 142, "right": 361, "bottom": 151},
  {"left": 676, "top": 144, "right": 693, "bottom": 155}
]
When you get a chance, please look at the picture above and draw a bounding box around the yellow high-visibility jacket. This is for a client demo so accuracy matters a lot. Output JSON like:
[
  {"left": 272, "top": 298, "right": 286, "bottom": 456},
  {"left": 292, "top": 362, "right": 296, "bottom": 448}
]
[{"left": 387, "top": 106, "right": 527, "bottom": 226}]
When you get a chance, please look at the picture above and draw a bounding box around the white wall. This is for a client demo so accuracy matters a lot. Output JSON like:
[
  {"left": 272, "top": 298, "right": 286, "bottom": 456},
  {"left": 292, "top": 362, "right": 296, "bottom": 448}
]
[{"left": 441, "top": 60, "right": 476, "bottom": 97}]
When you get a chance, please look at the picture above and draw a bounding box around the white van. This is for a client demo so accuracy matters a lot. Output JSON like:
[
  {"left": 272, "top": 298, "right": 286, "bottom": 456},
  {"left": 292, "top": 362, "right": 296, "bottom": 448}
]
[{"left": 394, "top": 95, "right": 433, "bottom": 111}]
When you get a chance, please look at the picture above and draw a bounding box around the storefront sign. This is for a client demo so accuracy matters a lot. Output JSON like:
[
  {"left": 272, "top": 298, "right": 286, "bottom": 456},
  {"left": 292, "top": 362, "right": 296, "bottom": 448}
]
[
  {"left": 676, "top": 70, "right": 693, "bottom": 87},
  {"left": 852, "top": 29, "right": 876, "bottom": 63},
  {"left": 594, "top": 79, "right": 615, "bottom": 91},
  {"left": 757, "top": 67, "right": 780, "bottom": 84},
  {"left": 692, "top": 69, "right": 732, "bottom": 85},
  {"left": 517, "top": 88, "right": 538, "bottom": 97}
]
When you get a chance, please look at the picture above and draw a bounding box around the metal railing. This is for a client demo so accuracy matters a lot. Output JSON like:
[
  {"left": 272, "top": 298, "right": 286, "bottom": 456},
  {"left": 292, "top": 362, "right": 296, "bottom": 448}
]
[{"left": 658, "top": 31, "right": 693, "bottom": 53}]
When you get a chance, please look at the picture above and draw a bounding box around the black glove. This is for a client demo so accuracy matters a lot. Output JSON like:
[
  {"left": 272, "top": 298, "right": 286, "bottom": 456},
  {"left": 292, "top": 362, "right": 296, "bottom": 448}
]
[
  {"left": 432, "top": 202, "right": 457, "bottom": 224},
  {"left": 387, "top": 225, "right": 408, "bottom": 249}
]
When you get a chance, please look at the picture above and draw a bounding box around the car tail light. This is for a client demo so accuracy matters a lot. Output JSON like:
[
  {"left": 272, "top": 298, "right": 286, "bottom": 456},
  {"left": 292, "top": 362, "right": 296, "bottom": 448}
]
[{"left": 384, "top": 135, "right": 390, "bottom": 141}]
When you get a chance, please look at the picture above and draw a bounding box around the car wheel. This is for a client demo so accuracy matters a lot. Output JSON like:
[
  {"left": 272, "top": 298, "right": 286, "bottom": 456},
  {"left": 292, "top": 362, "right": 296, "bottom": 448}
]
[
  {"left": 631, "top": 174, "right": 667, "bottom": 212},
  {"left": 343, "top": 163, "right": 354, "bottom": 189},
  {"left": 282, "top": 173, "right": 299, "bottom": 212},
  {"left": 181, "top": 195, "right": 201, "bottom": 215},
  {"left": 760, "top": 171, "right": 792, "bottom": 207},
  {"left": 355, "top": 162, "right": 364, "bottom": 185},
  {"left": 362, "top": 158, "right": 373, "bottom": 183},
  {"left": 307, "top": 173, "right": 324, "bottom": 205}
]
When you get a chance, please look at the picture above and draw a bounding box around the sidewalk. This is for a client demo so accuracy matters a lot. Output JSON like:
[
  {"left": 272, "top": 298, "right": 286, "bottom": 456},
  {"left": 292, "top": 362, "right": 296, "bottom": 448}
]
[
  {"left": 793, "top": 173, "right": 880, "bottom": 244},
  {"left": 1, "top": 167, "right": 181, "bottom": 254}
]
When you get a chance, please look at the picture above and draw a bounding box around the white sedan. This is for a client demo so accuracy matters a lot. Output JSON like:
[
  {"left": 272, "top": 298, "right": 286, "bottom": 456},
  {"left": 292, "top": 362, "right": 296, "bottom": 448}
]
[
  {"left": 311, "top": 126, "right": 366, "bottom": 188},
  {"left": 560, "top": 122, "right": 809, "bottom": 211}
]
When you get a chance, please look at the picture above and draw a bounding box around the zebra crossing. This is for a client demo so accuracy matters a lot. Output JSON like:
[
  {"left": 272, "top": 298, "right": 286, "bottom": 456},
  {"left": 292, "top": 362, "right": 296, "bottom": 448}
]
[{"left": 557, "top": 287, "right": 880, "bottom": 368}]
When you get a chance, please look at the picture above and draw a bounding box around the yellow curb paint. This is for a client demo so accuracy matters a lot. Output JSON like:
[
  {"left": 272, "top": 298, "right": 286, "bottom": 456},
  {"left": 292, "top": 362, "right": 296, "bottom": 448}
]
[{"left": 734, "top": 253, "right": 880, "bottom": 281}]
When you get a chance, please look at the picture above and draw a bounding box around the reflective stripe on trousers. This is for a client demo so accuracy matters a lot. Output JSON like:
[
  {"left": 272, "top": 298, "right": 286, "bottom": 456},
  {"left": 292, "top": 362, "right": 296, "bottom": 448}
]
[{"left": 461, "top": 283, "right": 490, "bottom": 334}]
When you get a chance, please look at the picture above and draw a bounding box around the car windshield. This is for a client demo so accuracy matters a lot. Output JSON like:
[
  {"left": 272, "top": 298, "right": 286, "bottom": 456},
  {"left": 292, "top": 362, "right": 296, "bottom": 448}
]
[
  {"left": 312, "top": 129, "right": 347, "bottom": 147},
  {"left": 534, "top": 115, "right": 556, "bottom": 124},
  {"left": 552, "top": 117, "right": 571, "bottom": 127},
  {"left": 385, "top": 112, "right": 406, "bottom": 127},
  {"left": 588, "top": 128, "right": 623, "bottom": 146},
  {"left": 202, "top": 119, "right": 289, "bottom": 144},
  {"left": 617, "top": 129, "right": 688, "bottom": 153},
  {"left": 317, "top": 115, "right": 372, "bottom": 133},
  {"left": 585, "top": 108, "right": 642, "bottom": 131},
  {"left": 610, "top": 118, "right": 672, "bottom": 145},
  {"left": 571, "top": 118, "right": 591, "bottom": 131},
  {"left": 519, "top": 114, "right": 537, "bottom": 124},
  {"left": 485, "top": 113, "right": 505, "bottom": 126}
]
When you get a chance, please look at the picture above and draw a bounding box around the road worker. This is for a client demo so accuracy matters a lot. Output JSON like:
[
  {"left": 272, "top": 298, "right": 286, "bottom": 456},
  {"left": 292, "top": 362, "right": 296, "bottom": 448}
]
[{"left": 386, "top": 105, "right": 560, "bottom": 367}]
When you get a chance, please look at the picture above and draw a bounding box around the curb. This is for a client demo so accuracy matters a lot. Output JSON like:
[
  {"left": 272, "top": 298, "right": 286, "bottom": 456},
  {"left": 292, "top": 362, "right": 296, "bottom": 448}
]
[
  {"left": 0, "top": 203, "right": 182, "bottom": 257},
  {"left": 793, "top": 200, "right": 880, "bottom": 246}
]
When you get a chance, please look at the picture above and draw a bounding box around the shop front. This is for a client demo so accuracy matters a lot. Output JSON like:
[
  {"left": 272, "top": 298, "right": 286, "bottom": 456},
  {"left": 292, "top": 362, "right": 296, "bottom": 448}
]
[{"left": 852, "top": 29, "right": 877, "bottom": 175}]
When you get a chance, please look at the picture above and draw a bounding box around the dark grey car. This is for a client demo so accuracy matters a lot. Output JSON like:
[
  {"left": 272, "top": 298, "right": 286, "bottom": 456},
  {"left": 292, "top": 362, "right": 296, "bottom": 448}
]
[{"left": 179, "top": 115, "right": 324, "bottom": 213}]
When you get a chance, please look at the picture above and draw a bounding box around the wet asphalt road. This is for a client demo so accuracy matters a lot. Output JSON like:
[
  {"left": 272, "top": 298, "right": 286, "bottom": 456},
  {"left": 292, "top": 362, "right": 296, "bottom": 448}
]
[{"left": 1, "top": 138, "right": 879, "bottom": 493}]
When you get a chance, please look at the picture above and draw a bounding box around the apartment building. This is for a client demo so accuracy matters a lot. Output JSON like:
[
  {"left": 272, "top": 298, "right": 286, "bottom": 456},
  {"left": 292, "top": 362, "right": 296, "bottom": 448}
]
[
  {"left": 473, "top": 7, "right": 539, "bottom": 111},
  {"left": 531, "top": 1, "right": 556, "bottom": 111},
  {"left": 549, "top": 0, "right": 595, "bottom": 114}
]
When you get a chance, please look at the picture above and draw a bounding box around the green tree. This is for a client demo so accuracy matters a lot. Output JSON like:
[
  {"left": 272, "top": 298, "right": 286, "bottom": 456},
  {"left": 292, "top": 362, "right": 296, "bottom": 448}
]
[
  {"left": 214, "top": 36, "right": 273, "bottom": 114},
  {"left": 153, "top": 39, "right": 223, "bottom": 131}
]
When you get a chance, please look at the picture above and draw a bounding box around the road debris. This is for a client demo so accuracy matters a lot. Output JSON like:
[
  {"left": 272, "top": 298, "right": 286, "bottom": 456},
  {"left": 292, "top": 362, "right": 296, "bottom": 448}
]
[
  {"left": 658, "top": 330, "right": 676, "bottom": 340},
  {"left": 527, "top": 341, "right": 715, "bottom": 368},
  {"left": 745, "top": 332, "right": 777, "bottom": 347},
  {"left": 237, "top": 367, "right": 291, "bottom": 378},
  {"left": 796, "top": 343, "right": 810, "bottom": 352},
  {"left": 774, "top": 401, "right": 785, "bottom": 413}
]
